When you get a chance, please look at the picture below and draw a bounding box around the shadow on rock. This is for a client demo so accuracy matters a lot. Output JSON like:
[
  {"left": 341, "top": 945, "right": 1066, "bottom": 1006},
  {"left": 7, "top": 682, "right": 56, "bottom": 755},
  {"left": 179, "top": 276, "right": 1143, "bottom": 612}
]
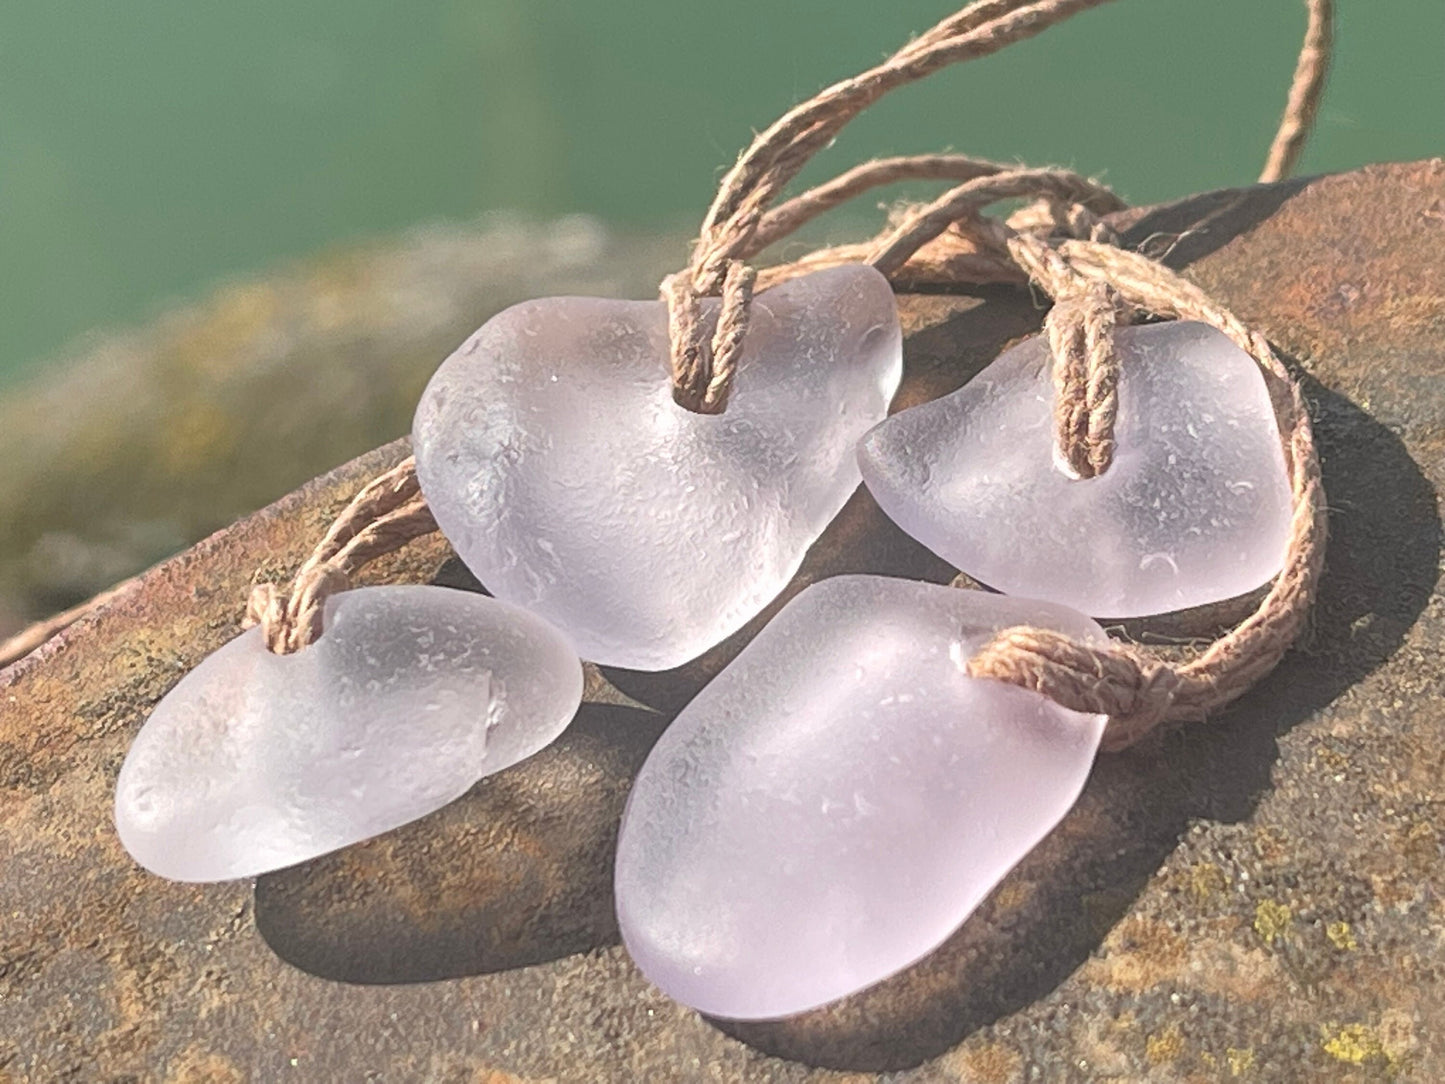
[
  {"left": 1117, "top": 176, "right": 1312, "bottom": 268},
  {"left": 712, "top": 374, "right": 1440, "bottom": 1072},
  {"left": 254, "top": 702, "right": 669, "bottom": 984}
]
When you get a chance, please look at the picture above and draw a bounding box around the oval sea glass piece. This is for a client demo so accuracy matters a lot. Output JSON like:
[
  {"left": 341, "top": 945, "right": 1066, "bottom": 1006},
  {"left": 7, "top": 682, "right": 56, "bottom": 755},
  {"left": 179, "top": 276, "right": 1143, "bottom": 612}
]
[
  {"left": 614, "top": 575, "right": 1107, "bottom": 1020},
  {"left": 114, "top": 585, "right": 583, "bottom": 882},
  {"left": 412, "top": 264, "right": 903, "bottom": 671},
  {"left": 858, "top": 321, "right": 1293, "bottom": 618}
]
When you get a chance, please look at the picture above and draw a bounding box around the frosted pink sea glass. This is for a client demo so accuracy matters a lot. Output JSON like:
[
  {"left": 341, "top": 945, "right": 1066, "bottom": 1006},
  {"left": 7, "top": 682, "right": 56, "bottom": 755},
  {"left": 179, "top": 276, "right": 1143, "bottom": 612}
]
[
  {"left": 114, "top": 585, "right": 583, "bottom": 882},
  {"left": 858, "top": 321, "right": 1293, "bottom": 618},
  {"left": 614, "top": 575, "right": 1107, "bottom": 1020},
  {"left": 412, "top": 265, "right": 902, "bottom": 671}
]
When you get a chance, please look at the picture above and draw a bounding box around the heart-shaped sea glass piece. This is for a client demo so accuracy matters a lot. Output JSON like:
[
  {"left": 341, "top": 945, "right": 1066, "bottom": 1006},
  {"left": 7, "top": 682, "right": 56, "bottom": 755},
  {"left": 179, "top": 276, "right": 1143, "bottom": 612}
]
[
  {"left": 413, "top": 265, "right": 902, "bottom": 671},
  {"left": 115, "top": 585, "right": 583, "bottom": 882},
  {"left": 614, "top": 575, "right": 1107, "bottom": 1020},
  {"left": 858, "top": 321, "right": 1293, "bottom": 618}
]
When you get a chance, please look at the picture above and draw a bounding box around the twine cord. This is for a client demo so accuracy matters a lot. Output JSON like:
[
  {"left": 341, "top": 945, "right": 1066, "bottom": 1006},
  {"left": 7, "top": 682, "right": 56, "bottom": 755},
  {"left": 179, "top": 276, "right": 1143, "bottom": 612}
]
[
  {"left": 22, "top": 0, "right": 1326, "bottom": 755},
  {"left": 1260, "top": 0, "right": 1333, "bottom": 184},
  {"left": 666, "top": 0, "right": 1122, "bottom": 411},
  {"left": 748, "top": 155, "right": 1011, "bottom": 255},
  {"left": 1044, "top": 281, "right": 1125, "bottom": 480},
  {"left": 952, "top": 227, "right": 1328, "bottom": 750},
  {"left": 664, "top": 0, "right": 1330, "bottom": 411},
  {"left": 242, "top": 457, "right": 436, "bottom": 654}
]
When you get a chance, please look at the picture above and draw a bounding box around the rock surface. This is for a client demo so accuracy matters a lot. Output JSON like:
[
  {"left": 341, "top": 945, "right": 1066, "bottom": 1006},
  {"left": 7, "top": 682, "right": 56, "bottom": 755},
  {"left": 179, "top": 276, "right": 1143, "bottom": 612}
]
[{"left": 1, "top": 161, "right": 1443, "bottom": 1082}]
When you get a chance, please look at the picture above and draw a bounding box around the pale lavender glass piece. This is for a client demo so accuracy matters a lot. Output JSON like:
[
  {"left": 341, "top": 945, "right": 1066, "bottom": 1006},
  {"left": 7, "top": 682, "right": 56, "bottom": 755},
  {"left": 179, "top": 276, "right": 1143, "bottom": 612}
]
[
  {"left": 858, "top": 321, "right": 1293, "bottom": 618},
  {"left": 614, "top": 575, "right": 1106, "bottom": 1020},
  {"left": 114, "top": 585, "right": 583, "bottom": 882},
  {"left": 412, "top": 265, "right": 902, "bottom": 671}
]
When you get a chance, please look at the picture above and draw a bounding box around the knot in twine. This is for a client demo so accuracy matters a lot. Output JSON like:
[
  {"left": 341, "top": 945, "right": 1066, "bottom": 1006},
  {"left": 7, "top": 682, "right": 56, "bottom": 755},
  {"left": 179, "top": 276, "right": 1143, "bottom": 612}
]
[
  {"left": 1012, "top": 194, "right": 1132, "bottom": 484},
  {"left": 966, "top": 628, "right": 1183, "bottom": 753}
]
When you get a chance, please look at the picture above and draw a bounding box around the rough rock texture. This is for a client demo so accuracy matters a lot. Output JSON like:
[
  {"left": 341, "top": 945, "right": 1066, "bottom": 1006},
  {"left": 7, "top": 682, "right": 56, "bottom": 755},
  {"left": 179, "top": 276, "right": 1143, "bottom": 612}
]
[{"left": 1, "top": 160, "right": 1442, "bottom": 1082}]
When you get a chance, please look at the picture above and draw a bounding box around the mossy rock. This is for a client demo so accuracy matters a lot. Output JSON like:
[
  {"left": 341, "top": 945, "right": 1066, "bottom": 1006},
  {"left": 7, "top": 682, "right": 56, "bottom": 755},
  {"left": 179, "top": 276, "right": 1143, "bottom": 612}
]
[{"left": 0, "top": 216, "right": 681, "bottom": 631}]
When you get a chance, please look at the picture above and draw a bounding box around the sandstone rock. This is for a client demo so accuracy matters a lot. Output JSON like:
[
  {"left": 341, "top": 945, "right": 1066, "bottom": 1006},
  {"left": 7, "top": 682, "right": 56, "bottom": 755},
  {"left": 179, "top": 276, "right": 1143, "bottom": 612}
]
[{"left": 1, "top": 161, "right": 1441, "bottom": 1082}]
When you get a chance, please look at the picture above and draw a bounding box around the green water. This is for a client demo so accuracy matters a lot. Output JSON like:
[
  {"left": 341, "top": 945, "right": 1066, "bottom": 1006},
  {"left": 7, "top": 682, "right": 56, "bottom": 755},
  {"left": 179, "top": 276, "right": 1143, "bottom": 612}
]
[{"left": 2, "top": 0, "right": 1440, "bottom": 385}]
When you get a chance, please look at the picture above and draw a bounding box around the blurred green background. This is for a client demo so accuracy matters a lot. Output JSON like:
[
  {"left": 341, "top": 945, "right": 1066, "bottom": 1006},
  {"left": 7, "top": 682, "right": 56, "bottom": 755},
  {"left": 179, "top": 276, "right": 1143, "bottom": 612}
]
[
  {"left": 3, "top": 0, "right": 1441, "bottom": 387},
  {"left": 0, "top": 0, "right": 1441, "bottom": 632}
]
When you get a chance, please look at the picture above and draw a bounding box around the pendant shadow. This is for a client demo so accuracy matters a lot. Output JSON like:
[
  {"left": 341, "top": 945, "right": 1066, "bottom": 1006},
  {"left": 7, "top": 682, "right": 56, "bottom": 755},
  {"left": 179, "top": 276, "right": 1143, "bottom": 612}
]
[
  {"left": 707, "top": 373, "right": 1441, "bottom": 1071},
  {"left": 1114, "top": 176, "right": 1313, "bottom": 267},
  {"left": 253, "top": 701, "right": 668, "bottom": 985}
]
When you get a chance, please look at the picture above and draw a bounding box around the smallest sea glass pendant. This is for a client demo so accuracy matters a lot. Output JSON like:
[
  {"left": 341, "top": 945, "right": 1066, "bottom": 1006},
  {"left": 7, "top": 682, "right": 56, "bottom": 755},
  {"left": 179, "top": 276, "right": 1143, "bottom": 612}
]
[
  {"left": 614, "top": 575, "right": 1107, "bottom": 1020},
  {"left": 858, "top": 321, "right": 1294, "bottom": 619},
  {"left": 115, "top": 585, "right": 583, "bottom": 882}
]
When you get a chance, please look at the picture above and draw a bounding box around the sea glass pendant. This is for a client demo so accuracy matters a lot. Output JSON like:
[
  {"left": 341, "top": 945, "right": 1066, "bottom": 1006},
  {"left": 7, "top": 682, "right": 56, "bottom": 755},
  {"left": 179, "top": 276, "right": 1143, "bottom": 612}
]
[
  {"left": 114, "top": 585, "right": 583, "bottom": 882},
  {"left": 412, "top": 265, "right": 902, "bottom": 671},
  {"left": 858, "top": 321, "right": 1293, "bottom": 618},
  {"left": 614, "top": 575, "right": 1107, "bottom": 1020}
]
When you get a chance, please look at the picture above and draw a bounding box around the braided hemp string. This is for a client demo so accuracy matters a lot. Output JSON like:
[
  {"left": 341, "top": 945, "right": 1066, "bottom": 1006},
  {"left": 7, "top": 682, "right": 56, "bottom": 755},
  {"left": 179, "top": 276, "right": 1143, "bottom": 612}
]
[{"left": 1261, "top": 0, "right": 1333, "bottom": 184}]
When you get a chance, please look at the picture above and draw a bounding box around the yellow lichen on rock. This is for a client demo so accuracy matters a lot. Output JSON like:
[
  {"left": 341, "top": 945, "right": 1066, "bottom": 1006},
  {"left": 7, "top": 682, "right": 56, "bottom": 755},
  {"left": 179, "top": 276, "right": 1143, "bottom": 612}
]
[
  {"left": 1326, "top": 920, "right": 1358, "bottom": 951},
  {"left": 1225, "top": 1046, "right": 1255, "bottom": 1076},
  {"left": 1144, "top": 1024, "right": 1185, "bottom": 1065},
  {"left": 1252, "top": 900, "right": 1292, "bottom": 946},
  {"left": 1186, "top": 862, "right": 1229, "bottom": 905},
  {"left": 1322, "top": 1022, "right": 1387, "bottom": 1066}
]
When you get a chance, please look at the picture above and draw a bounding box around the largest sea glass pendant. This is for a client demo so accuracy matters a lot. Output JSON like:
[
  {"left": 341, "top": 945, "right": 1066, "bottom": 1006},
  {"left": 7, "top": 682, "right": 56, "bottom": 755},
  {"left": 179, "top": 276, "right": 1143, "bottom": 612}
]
[
  {"left": 115, "top": 585, "right": 583, "bottom": 882},
  {"left": 858, "top": 321, "right": 1293, "bottom": 618},
  {"left": 412, "top": 265, "right": 902, "bottom": 671},
  {"left": 614, "top": 575, "right": 1107, "bottom": 1020}
]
